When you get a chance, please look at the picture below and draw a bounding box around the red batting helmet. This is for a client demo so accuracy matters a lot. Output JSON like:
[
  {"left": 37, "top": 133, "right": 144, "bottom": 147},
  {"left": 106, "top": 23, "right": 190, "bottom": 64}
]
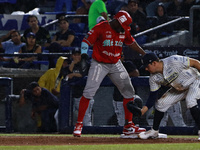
[{"left": 114, "top": 10, "right": 132, "bottom": 31}]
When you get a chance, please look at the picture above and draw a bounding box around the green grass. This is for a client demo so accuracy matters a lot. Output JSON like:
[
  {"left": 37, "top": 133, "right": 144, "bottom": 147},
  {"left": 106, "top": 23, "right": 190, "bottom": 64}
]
[
  {"left": 0, "top": 144, "right": 200, "bottom": 150},
  {"left": 0, "top": 134, "right": 199, "bottom": 150}
]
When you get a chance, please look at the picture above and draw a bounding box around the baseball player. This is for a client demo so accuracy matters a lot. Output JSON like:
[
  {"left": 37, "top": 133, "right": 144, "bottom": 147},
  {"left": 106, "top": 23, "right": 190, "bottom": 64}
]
[
  {"left": 112, "top": 53, "right": 142, "bottom": 127},
  {"left": 73, "top": 10, "right": 146, "bottom": 137},
  {"left": 128, "top": 52, "right": 200, "bottom": 140}
]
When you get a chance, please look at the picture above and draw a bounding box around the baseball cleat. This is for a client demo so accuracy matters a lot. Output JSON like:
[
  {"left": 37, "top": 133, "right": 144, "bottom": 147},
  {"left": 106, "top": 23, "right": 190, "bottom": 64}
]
[
  {"left": 73, "top": 122, "right": 83, "bottom": 137},
  {"left": 138, "top": 129, "right": 159, "bottom": 139},
  {"left": 120, "top": 133, "right": 138, "bottom": 139},
  {"left": 198, "top": 130, "right": 200, "bottom": 141},
  {"left": 123, "top": 123, "right": 146, "bottom": 135}
]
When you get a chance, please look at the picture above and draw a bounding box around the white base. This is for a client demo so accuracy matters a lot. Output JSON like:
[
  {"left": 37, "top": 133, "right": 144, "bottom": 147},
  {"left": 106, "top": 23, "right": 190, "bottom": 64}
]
[
  {"left": 120, "top": 133, "right": 167, "bottom": 139},
  {"left": 120, "top": 134, "right": 138, "bottom": 139},
  {"left": 158, "top": 133, "right": 167, "bottom": 139}
]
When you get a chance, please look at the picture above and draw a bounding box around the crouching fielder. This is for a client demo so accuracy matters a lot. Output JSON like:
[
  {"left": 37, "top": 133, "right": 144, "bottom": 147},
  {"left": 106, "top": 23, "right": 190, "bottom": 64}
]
[
  {"left": 128, "top": 52, "right": 200, "bottom": 140},
  {"left": 73, "top": 10, "right": 146, "bottom": 137}
]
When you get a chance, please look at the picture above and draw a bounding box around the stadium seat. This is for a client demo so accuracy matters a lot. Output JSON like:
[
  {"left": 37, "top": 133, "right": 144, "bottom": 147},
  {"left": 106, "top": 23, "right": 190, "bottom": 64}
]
[
  {"left": 146, "top": 16, "right": 157, "bottom": 28},
  {"left": 135, "top": 35, "right": 147, "bottom": 45},
  {"left": 62, "top": 46, "right": 75, "bottom": 52},
  {"left": 69, "top": 23, "right": 86, "bottom": 33},
  {"left": 72, "top": 33, "right": 86, "bottom": 47}
]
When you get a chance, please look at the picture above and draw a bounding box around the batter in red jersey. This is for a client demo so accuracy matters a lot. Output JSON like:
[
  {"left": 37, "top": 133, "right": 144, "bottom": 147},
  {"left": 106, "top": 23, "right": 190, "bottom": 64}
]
[{"left": 73, "top": 10, "right": 146, "bottom": 138}]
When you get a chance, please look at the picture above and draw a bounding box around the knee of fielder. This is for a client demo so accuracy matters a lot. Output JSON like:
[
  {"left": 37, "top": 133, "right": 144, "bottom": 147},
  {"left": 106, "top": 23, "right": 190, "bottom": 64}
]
[{"left": 155, "top": 101, "right": 171, "bottom": 113}]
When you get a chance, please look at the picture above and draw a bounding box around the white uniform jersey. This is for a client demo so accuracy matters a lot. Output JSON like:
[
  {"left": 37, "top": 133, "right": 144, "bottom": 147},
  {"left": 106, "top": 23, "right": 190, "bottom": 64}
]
[{"left": 149, "top": 55, "right": 200, "bottom": 92}]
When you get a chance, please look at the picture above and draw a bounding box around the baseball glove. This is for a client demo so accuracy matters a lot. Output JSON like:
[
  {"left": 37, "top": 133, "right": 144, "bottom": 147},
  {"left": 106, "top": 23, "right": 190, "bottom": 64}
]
[{"left": 127, "top": 99, "right": 142, "bottom": 117}]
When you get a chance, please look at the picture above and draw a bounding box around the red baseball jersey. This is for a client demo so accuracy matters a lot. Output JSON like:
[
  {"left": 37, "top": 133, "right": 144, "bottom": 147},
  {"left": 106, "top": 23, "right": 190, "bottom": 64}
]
[{"left": 83, "top": 21, "right": 135, "bottom": 63}]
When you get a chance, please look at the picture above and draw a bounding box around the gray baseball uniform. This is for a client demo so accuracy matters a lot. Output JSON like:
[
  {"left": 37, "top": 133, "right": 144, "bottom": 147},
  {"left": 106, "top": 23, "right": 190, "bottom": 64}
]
[{"left": 83, "top": 59, "right": 135, "bottom": 100}]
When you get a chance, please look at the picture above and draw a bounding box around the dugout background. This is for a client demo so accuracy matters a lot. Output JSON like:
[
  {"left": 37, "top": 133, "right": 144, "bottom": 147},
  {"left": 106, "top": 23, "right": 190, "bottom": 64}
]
[{"left": 0, "top": 46, "right": 199, "bottom": 133}]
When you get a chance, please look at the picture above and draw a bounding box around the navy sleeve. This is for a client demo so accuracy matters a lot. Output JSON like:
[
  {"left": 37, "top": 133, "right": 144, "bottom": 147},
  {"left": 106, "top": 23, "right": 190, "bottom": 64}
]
[
  {"left": 42, "top": 88, "right": 59, "bottom": 108},
  {"left": 145, "top": 90, "right": 159, "bottom": 109}
]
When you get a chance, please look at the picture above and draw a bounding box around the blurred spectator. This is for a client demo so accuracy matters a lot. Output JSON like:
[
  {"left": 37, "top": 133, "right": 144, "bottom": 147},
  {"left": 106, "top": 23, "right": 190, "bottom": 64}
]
[
  {"left": 167, "top": 0, "right": 197, "bottom": 16},
  {"left": 38, "top": 56, "right": 70, "bottom": 97},
  {"left": 0, "top": 29, "right": 26, "bottom": 68},
  {"left": 50, "top": 16, "right": 75, "bottom": 51},
  {"left": 20, "top": 32, "right": 42, "bottom": 54},
  {"left": 88, "top": 0, "right": 108, "bottom": 30},
  {"left": 145, "top": 0, "right": 172, "bottom": 16},
  {"left": 137, "top": 0, "right": 154, "bottom": 14},
  {"left": 15, "top": 32, "right": 42, "bottom": 69},
  {"left": 167, "top": 0, "right": 198, "bottom": 32},
  {"left": 54, "top": 0, "right": 91, "bottom": 12},
  {"left": 69, "top": 48, "right": 94, "bottom": 126},
  {"left": 19, "top": 82, "right": 59, "bottom": 132},
  {"left": 122, "top": 0, "right": 147, "bottom": 35},
  {"left": 106, "top": 0, "right": 128, "bottom": 16},
  {"left": 22, "top": 15, "right": 51, "bottom": 47},
  {"left": 69, "top": 48, "right": 90, "bottom": 83},
  {"left": 47, "top": 16, "right": 75, "bottom": 68},
  {"left": 55, "top": 0, "right": 73, "bottom": 12},
  {"left": 148, "top": 2, "right": 173, "bottom": 41},
  {"left": 73, "top": 0, "right": 93, "bottom": 24}
]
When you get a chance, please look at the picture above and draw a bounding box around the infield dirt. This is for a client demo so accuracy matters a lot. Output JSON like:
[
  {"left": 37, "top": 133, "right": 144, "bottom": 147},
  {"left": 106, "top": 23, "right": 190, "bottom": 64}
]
[{"left": 0, "top": 135, "right": 199, "bottom": 145}]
